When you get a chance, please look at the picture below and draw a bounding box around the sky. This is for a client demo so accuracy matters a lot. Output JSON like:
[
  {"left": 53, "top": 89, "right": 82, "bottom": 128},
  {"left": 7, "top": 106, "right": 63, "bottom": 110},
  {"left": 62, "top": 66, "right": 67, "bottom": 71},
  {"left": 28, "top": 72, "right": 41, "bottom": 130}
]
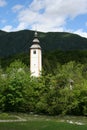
[{"left": 0, "top": 0, "right": 87, "bottom": 38}]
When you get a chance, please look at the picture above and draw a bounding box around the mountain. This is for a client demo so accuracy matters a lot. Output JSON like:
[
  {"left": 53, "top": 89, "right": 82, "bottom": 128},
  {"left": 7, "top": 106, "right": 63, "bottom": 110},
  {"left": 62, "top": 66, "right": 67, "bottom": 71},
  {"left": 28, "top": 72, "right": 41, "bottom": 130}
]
[{"left": 0, "top": 30, "right": 87, "bottom": 57}]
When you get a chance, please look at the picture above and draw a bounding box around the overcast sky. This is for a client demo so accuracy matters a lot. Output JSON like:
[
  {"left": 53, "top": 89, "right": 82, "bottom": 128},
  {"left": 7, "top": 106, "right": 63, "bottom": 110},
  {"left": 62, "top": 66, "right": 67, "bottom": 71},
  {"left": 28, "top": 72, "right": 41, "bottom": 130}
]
[{"left": 0, "top": 0, "right": 87, "bottom": 38}]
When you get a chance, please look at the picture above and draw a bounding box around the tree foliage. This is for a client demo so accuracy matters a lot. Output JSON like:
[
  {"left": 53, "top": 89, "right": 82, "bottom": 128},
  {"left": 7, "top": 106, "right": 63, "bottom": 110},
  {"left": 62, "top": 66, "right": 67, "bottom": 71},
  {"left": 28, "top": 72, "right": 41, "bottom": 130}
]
[{"left": 0, "top": 51, "right": 87, "bottom": 116}]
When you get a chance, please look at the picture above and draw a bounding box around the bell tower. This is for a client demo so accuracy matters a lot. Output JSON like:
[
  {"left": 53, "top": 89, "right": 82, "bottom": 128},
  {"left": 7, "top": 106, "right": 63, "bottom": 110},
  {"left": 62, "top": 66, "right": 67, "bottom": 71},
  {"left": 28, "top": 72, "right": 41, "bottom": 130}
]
[{"left": 30, "top": 31, "right": 42, "bottom": 77}]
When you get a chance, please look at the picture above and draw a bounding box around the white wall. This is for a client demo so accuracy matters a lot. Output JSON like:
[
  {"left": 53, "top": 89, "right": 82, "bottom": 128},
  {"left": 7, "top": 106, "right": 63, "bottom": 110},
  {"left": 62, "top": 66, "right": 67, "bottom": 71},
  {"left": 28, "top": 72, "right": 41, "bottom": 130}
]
[{"left": 30, "top": 48, "right": 42, "bottom": 77}]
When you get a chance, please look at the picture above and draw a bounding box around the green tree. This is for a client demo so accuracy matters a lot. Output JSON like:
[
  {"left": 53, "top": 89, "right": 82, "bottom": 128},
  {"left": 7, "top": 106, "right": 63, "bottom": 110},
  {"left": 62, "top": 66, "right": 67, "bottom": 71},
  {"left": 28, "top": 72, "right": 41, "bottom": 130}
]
[{"left": 0, "top": 60, "right": 31, "bottom": 112}]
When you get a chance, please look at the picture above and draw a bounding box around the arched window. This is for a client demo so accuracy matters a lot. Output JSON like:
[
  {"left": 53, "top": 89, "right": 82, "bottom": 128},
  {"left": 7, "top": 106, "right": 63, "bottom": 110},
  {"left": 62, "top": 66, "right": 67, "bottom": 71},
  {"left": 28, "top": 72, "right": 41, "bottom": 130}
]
[{"left": 33, "top": 50, "right": 36, "bottom": 54}]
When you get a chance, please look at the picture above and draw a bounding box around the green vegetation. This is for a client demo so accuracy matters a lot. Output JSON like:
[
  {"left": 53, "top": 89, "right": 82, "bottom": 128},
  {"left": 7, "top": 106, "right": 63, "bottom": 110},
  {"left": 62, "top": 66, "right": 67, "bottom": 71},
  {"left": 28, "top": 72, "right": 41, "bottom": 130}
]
[
  {"left": 0, "top": 121, "right": 87, "bottom": 130},
  {"left": 0, "top": 114, "right": 87, "bottom": 130},
  {"left": 0, "top": 50, "right": 87, "bottom": 130},
  {"left": 0, "top": 50, "right": 87, "bottom": 116},
  {"left": 1, "top": 29, "right": 87, "bottom": 118},
  {"left": 0, "top": 30, "right": 87, "bottom": 57},
  {"left": 0, "top": 113, "right": 18, "bottom": 120}
]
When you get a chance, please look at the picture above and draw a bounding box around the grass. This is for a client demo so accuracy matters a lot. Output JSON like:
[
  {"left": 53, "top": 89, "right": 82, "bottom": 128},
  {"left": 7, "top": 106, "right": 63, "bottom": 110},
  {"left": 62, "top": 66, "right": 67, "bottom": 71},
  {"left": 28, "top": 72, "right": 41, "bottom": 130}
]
[
  {"left": 0, "top": 113, "right": 87, "bottom": 130},
  {"left": 0, "top": 120, "right": 87, "bottom": 130}
]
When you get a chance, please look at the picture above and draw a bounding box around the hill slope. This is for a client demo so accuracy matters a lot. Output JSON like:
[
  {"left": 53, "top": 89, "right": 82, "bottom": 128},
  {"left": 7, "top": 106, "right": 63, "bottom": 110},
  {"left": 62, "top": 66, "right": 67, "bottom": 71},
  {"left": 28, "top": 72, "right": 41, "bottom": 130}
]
[{"left": 0, "top": 30, "right": 87, "bottom": 57}]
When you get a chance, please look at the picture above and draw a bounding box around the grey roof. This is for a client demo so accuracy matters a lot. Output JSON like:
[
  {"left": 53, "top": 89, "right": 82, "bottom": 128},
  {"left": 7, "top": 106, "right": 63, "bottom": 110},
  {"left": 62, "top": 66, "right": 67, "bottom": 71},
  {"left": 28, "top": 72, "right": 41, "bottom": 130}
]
[
  {"left": 30, "top": 31, "right": 41, "bottom": 49},
  {"left": 33, "top": 38, "right": 40, "bottom": 43},
  {"left": 30, "top": 44, "right": 41, "bottom": 49},
  {"left": 32, "top": 31, "right": 40, "bottom": 43}
]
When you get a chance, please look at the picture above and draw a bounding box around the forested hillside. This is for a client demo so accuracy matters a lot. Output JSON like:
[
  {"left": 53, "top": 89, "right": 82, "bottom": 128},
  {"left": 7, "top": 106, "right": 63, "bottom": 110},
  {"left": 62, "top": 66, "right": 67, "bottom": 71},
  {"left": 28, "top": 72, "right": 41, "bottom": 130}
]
[{"left": 0, "top": 30, "right": 87, "bottom": 57}]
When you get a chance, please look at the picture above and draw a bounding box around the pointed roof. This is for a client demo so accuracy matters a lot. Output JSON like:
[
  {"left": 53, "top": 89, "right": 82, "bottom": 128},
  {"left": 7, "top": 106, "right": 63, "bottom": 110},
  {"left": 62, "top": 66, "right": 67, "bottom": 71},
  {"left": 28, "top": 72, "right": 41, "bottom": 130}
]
[
  {"left": 30, "top": 31, "right": 41, "bottom": 49},
  {"left": 32, "top": 31, "right": 40, "bottom": 43}
]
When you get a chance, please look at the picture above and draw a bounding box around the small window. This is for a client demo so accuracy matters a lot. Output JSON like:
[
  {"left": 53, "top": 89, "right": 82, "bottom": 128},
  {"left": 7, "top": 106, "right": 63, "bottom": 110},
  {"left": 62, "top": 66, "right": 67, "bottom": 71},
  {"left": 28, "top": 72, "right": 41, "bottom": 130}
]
[{"left": 33, "top": 50, "right": 36, "bottom": 54}]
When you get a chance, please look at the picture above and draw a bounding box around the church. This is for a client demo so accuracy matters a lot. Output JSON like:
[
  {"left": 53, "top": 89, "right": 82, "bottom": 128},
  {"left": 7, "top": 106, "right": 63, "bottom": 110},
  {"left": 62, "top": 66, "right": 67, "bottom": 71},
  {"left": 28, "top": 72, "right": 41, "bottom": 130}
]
[{"left": 30, "top": 31, "right": 42, "bottom": 77}]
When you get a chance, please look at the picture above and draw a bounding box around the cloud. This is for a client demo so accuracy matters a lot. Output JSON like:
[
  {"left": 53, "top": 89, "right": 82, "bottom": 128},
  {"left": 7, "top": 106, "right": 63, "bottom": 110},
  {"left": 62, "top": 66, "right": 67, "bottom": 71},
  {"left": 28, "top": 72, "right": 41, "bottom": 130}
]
[
  {"left": 0, "top": 0, "right": 6, "bottom": 7},
  {"left": 15, "top": 0, "right": 87, "bottom": 31},
  {"left": 62, "top": 27, "right": 87, "bottom": 38},
  {"left": 12, "top": 4, "right": 24, "bottom": 12},
  {"left": 2, "top": 23, "right": 28, "bottom": 32},
  {"left": 14, "top": 22, "right": 28, "bottom": 31},
  {"left": 74, "top": 29, "right": 87, "bottom": 38},
  {"left": 29, "top": 0, "right": 45, "bottom": 12},
  {"left": 2, "top": 25, "right": 13, "bottom": 32},
  {"left": 15, "top": 0, "right": 67, "bottom": 31},
  {"left": 2, "top": 0, "right": 87, "bottom": 38}
]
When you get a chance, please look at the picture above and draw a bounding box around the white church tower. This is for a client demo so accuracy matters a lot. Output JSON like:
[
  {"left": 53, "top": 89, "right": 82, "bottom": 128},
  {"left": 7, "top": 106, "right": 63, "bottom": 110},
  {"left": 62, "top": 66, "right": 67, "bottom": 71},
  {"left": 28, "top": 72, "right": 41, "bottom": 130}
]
[{"left": 30, "top": 31, "right": 42, "bottom": 77}]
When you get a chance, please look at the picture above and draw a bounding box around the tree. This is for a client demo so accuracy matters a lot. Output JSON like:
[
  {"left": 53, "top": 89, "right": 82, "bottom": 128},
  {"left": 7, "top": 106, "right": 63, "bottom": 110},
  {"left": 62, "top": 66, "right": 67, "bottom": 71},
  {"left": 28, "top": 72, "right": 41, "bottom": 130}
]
[{"left": 0, "top": 60, "right": 32, "bottom": 112}]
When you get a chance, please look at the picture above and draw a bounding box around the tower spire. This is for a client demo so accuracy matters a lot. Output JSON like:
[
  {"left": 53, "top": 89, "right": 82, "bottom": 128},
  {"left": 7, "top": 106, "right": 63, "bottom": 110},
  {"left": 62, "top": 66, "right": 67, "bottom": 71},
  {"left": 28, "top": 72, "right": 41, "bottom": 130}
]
[
  {"left": 33, "top": 31, "right": 40, "bottom": 43},
  {"left": 34, "top": 31, "right": 38, "bottom": 38}
]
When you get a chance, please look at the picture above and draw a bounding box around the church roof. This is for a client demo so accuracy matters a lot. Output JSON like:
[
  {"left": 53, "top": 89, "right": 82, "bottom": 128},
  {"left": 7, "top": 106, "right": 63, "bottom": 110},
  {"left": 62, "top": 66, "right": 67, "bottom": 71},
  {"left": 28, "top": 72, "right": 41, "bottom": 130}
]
[
  {"left": 30, "top": 31, "right": 41, "bottom": 49},
  {"left": 30, "top": 43, "right": 41, "bottom": 49},
  {"left": 33, "top": 38, "right": 40, "bottom": 43},
  {"left": 32, "top": 31, "right": 40, "bottom": 43}
]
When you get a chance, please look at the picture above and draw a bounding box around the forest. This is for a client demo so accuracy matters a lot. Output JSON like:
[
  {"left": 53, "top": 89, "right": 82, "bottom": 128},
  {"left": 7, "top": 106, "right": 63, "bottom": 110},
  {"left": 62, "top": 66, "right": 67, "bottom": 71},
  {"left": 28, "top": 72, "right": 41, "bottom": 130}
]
[
  {"left": 0, "top": 29, "right": 87, "bottom": 57},
  {"left": 0, "top": 50, "right": 87, "bottom": 116}
]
